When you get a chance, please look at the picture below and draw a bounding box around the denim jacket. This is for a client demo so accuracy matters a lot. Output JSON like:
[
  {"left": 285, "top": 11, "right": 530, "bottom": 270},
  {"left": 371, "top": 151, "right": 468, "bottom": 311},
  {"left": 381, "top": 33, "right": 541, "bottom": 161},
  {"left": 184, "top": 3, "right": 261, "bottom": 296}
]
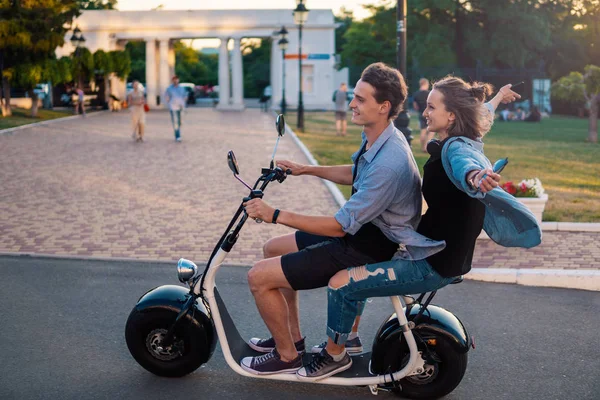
[{"left": 441, "top": 136, "right": 542, "bottom": 248}]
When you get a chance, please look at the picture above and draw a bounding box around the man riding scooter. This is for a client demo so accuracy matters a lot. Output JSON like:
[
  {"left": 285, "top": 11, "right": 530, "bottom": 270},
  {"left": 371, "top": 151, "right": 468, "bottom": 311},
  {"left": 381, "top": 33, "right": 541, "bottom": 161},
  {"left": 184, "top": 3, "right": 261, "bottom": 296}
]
[{"left": 240, "top": 62, "right": 444, "bottom": 376}]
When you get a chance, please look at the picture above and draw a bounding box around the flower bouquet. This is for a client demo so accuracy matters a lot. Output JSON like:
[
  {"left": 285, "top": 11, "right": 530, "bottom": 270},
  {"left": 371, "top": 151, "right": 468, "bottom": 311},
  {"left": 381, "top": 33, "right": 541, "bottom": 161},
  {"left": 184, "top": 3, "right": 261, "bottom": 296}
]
[{"left": 501, "top": 178, "right": 545, "bottom": 198}]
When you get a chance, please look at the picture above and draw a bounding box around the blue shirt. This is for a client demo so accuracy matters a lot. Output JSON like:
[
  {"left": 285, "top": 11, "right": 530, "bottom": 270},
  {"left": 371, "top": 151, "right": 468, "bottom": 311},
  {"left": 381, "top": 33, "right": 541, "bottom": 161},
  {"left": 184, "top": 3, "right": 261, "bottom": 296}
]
[
  {"left": 334, "top": 122, "right": 446, "bottom": 260},
  {"left": 441, "top": 136, "right": 542, "bottom": 248},
  {"left": 164, "top": 84, "right": 187, "bottom": 111}
]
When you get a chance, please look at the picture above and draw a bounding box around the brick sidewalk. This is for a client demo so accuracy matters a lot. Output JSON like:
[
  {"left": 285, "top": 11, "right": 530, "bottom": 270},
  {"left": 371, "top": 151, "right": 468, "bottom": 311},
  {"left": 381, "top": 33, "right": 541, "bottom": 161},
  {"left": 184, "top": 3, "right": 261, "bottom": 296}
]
[
  {"left": 0, "top": 108, "right": 598, "bottom": 272},
  {"left": 0, "top": 109, "right": 338, "bottom": 265}
]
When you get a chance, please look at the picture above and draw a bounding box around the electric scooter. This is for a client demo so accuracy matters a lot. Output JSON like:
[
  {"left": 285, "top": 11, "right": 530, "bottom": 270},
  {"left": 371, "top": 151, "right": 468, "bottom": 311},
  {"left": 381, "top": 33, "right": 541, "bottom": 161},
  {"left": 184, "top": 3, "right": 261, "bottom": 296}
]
[{"left": 125, "top": 115, "right": 473, "bottom": 398}]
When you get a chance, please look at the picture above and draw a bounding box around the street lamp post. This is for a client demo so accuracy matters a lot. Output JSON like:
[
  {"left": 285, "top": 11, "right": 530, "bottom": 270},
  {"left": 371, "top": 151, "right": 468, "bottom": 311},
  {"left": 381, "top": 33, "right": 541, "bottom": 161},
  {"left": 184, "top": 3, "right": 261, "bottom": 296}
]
[
  {"left": 277, "top": 26, "right": 289, "bottom": 115},
  {"left": 70, "top": 26, "right": 86, "bottom": 89},
  {"left": 293, "top": 1, "right": 309, "bottom": 131},
  {"left": 394, "top": 0, "right": 413, "bottom": 146}
]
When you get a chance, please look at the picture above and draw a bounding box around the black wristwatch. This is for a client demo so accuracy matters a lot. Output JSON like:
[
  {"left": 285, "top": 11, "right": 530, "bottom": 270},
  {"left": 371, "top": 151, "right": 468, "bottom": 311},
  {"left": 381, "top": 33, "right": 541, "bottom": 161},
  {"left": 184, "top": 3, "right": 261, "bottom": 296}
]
[{"left": 272, "top": 209, "right": 281, "bottom": 224}]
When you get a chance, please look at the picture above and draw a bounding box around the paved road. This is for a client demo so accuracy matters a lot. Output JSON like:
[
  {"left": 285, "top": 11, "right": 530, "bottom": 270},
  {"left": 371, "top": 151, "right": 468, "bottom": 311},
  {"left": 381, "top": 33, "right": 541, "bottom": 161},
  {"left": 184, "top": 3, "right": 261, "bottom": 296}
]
[{"left": 0, "top": 256, "right": 598, "bottom": 400}]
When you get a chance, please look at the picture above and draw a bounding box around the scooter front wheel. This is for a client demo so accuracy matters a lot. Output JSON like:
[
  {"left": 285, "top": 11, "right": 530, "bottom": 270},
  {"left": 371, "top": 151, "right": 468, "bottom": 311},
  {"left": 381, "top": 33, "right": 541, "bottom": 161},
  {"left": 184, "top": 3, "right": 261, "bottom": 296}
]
[
  {"left": 392, "top": 334, "right": 468, "bottom": 399},
  {"left": 125, "top": 308, "right": 211, "bottom": 377}
]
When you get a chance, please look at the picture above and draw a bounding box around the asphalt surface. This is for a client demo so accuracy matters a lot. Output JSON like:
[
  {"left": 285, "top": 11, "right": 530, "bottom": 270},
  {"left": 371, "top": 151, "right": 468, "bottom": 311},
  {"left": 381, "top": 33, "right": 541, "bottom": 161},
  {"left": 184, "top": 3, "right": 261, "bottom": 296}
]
[{"left": 0, "top": 255, "right": 598, "bottom": 400}]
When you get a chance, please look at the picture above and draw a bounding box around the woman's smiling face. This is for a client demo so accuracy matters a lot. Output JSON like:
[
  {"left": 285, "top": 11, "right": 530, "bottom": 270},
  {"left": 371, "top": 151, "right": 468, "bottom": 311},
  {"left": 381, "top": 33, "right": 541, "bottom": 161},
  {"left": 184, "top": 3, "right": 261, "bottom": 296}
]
[{"left": 423, "top": 89, "right": 455, "bottom": 139}]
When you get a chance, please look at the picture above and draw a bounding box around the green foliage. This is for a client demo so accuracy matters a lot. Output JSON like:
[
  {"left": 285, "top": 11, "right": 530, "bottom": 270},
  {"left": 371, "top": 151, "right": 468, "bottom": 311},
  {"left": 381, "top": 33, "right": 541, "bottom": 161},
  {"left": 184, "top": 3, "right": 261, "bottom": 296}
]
[
  {"left": 583, "top": 65, "right": 600, "bottom": 95},
  {"left": 553, "top": 65, "right": 600, "bottom": 104},
  {"left": 71, "top": 47, "right": 94, "bottom": 83},
  {"left": 78, "top": 0, "right": 117, "bottom": 9},
  {"left": 552, "top": 72, "right": 585, "bottom": 105},
  {"left": 109, "top": 50, "right": 130, "bottom": 79},
  {"left": 242, "top": 39, "right": 270, "bottom": 98},
  {"left": 125, "top": 41, "right": 145, "bottom": 82},
  {"left": 0, "top": 0, "right": 80, "bottom": 81},
  {"left": 174, "top": 41, "right": 209, "bottom": 83},
  {"left": 334, "top": 7, "right": 354, "bottom": 64},
  {"left": 93, "top": 49, "right": 113, "bottom": 74}
]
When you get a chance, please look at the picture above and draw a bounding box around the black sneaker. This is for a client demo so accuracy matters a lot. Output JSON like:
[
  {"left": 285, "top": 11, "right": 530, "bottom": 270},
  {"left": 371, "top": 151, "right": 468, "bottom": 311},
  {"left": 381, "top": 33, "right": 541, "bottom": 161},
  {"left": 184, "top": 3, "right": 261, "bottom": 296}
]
[
  {"left": 297, "top": 349, "right": 353, "bottom": 381},
  {"left": 310, "top": 336, "right": 363, "bottom": 354},
  {"left": 248, "top": 336, "right": 306, "bottom": 354},
  {"left": 240, "top": 349, "right": 302, "bottom": 375}
]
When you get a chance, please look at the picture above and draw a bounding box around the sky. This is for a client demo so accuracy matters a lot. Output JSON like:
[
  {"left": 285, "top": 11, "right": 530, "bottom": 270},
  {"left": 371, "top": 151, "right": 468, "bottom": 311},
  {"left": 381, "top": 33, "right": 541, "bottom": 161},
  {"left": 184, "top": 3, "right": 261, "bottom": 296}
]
[{"left": 116, "top": 0, "right": 378, "bottom": 21}]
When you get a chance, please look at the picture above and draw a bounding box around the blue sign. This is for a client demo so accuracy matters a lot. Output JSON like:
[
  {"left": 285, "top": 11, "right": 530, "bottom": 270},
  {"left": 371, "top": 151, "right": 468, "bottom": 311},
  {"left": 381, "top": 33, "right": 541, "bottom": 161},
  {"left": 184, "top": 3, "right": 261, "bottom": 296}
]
[{"left": 307, "top": 53, "right": 330, "bottom": 60}]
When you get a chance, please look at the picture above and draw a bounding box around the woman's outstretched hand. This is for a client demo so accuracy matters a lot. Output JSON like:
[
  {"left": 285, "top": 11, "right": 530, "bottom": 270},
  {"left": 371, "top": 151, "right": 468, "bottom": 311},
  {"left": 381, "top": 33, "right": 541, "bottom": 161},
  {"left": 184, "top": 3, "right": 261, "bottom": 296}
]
[
  {"left": 498, "top": 84, "right": 522, "bottom": 104},
  {"left": 475, "top": 168, "right": 501, "bottom": 193}
]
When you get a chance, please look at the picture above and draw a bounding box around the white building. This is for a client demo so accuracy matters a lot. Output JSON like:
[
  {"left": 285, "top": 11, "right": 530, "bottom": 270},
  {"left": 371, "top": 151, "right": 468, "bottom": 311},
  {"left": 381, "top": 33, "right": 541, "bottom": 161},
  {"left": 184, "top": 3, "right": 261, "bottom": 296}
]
[{"left": 56, "top": 9, "right": 348, "bottom": 110}]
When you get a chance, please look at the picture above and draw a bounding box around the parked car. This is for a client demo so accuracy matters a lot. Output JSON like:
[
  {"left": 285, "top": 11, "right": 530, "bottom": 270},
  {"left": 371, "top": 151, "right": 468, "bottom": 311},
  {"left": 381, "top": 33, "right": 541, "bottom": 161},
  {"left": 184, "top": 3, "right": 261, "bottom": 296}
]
[
  {"left": 126, "top": 82, "right": 145, "bottom": 97},
  {"left": 179, "top": 82, "right": 196, "bottom": 105}
]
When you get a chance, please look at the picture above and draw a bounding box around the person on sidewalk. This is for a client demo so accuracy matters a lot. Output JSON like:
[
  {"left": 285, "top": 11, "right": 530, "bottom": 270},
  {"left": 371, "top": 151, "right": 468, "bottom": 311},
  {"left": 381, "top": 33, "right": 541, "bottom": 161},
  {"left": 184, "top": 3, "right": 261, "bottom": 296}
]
[
  {"left": 413, "top": 78, "right": 431, "bottom": 152},
  {"left": 75, "top": 86, "right": 86, "bottom": 117},
  {"left": 127, "top": 81, "right": 147, "bottom": 142},
  {"left": 300, "top": 77, "right": 541, "bottom": 381},
  {"left": 164, "top": 75, "right": 187, "bottom": 142},
  {"left": 238, "top": 62, "right": 445, "bottom": 376},
  {"left": 333, "top": 83, "right": 349, "bottom": 136}
]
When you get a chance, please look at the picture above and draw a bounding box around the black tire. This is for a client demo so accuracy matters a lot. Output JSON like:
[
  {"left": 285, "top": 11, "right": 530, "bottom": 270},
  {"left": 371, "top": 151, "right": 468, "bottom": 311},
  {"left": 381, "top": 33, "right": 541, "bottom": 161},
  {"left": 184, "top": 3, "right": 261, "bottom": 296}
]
[
  {"left": 125, "top": 308, "right": 210, "bottom": 377},
  {"left": 393, "top": 334, "right": 468, "bottom": 399}
]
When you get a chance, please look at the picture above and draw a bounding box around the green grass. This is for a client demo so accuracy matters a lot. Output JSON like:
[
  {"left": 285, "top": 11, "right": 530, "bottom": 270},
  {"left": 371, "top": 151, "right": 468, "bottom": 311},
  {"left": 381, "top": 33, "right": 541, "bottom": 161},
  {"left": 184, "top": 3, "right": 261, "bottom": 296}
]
[
  {"left": 285, "top": 112, "right": 600, "bottom": 222},
  {"left": 0, "top": 107, "right": 73, "bottom": 130}
]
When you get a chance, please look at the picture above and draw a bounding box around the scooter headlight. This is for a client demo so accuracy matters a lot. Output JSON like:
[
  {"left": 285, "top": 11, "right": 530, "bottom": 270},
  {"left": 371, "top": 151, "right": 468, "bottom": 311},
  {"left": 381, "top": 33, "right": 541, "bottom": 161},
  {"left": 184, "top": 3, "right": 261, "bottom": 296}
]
[{"left": 177, "top": 258, "right": 198, "bottom": 283}]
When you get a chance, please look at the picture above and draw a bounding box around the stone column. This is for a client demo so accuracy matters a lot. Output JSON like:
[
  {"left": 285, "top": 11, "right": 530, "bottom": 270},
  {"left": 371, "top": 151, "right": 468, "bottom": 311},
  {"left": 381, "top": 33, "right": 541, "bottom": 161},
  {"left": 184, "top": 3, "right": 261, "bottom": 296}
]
[
  {"left": 231, "top": 37, "right": 244, "bottom": 110},
  {"left": 159, "top": 39, "right": 170, "bottom": 106},
  {"left": 168, "top": 42, "right": 175, "bottom": 81},
  {"left": 271, "top": 38, "right": 281, "bottom": 111},
  {"left": 145, "top": 39, "right": 157, "bottom": 107},
  {"left": 217, "top": 37, "right": 231, "bottom": 110}
]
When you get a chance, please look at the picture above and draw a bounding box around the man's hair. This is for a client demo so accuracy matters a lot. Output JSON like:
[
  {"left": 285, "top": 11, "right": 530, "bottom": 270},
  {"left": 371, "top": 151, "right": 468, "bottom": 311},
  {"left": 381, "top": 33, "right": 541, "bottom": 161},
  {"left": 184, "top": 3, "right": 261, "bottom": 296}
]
[
  {"left": 419, "top": 78, "right": 429, "bottom": 88},
  {"left": 432, "top": 75, "right": 494, "bottom": 140},
  {"left": 360, "top": 62, "right": 407, "bottom": 120}
]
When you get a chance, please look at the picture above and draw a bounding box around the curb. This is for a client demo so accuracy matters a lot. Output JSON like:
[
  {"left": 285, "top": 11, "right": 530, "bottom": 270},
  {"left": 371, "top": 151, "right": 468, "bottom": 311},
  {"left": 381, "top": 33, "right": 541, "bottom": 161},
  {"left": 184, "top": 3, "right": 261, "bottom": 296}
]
[
  {"left": 0, "top": 252, "right": 246, "bottom": 269},
  {"left": 466, "top": 268, "right": 600, "bottom": 292},
  {"left": 2, "top": 251, "right": 598, "bottom": 292},
  {"left": 278, "top": 114, "right": 600, "bottom": 292},
  {"left": 0, "top": 110, "right": 108, "bottom": 135}
]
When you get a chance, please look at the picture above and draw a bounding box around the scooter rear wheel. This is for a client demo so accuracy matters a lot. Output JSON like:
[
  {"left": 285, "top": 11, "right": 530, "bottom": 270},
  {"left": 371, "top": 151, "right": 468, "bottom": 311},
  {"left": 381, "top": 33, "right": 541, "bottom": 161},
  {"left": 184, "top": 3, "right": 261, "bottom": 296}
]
[
  {"left": 392, "top": 334, "right": 468, "bottom": 399},
  {"left": 125, "top": 308, "right": 210, "bottom": 377}
]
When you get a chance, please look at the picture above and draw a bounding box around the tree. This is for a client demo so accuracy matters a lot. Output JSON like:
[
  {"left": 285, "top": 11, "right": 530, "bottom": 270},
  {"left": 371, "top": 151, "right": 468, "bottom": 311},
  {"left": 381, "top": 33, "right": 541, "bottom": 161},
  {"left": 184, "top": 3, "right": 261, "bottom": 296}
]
[
  {"left": 552, "top": 65, "right": 600, "bottom": 143},
  {"left": 125, "top": 41, "right": 145, "bottom": 83},
  {"left": 0, "top": 0, "right": 80, "bottom": 116},
  {"left": 242, "top": 39, "right": 270, "bottom": 98},
  {"left": 71, "top": 46, "right": 94, "bottom": 88},
  {"left": 78, "top": 0, "right": 116, "bottom": 10},
  {"left": 94, "top": 49, "right": 112, "bottom": 107}
]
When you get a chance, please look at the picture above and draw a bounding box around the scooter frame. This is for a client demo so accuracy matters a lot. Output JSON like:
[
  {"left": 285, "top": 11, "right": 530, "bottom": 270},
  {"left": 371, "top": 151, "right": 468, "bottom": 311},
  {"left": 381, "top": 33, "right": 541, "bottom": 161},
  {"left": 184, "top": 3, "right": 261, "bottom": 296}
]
[{"left": 189, "top": 247, "right": 427, "bottom": 388}]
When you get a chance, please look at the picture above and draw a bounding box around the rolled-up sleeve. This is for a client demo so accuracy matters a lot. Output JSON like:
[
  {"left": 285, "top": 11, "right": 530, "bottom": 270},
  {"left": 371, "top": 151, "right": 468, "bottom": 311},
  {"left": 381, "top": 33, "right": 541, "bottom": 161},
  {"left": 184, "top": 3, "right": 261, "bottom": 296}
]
[{"left": 334, "top": 165, "right": 400, "bottom": 234}]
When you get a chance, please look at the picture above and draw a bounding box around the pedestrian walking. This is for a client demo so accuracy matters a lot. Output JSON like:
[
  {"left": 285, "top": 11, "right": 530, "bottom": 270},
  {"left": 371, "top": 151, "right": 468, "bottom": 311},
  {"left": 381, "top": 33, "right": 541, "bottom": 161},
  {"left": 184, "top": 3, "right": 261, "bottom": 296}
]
[
  {"left": 333, "top": 83, "right": 349, "bottom": 136},
  {"left": 126, "top": 80, "right": 146, "bottom": 142},
  {"left": 163, "top": 75, "right": 187, "bottom": 142},
  {"left": 413, "top": 78, "right": 431, "bottom": 152},
  {"left": 75, "top": 86, "right": 86, "bottom": 117}
]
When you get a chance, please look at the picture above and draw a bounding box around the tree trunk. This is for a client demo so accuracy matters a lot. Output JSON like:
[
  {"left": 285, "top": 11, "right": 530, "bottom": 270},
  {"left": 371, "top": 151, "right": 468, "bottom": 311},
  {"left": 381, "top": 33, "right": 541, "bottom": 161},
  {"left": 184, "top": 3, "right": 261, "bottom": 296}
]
[
  {"left": 28, "top": 89, "right": 39, "bottom": 118},
  {"left": 1, "top": 76, "right": 12, "bottom": 117},
  {"left": 589, "top": 95, "right": 598, "bottom": 143}
]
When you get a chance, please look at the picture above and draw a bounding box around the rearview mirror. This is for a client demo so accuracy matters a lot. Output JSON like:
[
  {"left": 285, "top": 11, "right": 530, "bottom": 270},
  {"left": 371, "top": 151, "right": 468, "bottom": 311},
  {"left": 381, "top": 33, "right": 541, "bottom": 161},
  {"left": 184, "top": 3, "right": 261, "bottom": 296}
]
[
  {"left": 276, "top": 114, "right": 286, "bottom": 137},
  {"left": 227, "top": 151, "right": 240, "bottom": 175}
]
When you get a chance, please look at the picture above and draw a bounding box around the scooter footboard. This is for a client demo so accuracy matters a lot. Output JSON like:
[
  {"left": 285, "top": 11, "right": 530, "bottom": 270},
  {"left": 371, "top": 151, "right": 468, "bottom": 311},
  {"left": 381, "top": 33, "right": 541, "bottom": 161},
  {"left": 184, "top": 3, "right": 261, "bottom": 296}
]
[{"left": 370, "top": 304, "right": 471, "bottom": 375}]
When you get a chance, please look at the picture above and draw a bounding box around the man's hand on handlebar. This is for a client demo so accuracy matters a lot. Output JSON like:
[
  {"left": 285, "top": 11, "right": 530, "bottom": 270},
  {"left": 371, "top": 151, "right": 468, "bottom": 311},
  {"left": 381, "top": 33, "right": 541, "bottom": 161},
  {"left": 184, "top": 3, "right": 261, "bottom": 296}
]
[
  {"left": 243, "top": 198, "right": 276, "bottom": 223},
  {"left": 276, "top": 160, "right": 306, "bottom": 176}
]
